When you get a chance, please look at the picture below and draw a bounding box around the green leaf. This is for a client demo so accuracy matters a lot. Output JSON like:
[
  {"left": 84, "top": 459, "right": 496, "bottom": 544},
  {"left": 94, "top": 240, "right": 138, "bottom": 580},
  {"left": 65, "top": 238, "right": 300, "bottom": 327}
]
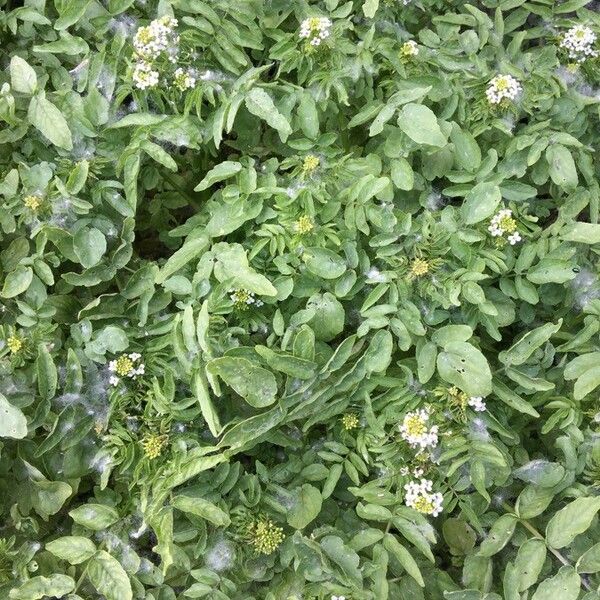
[
  {"left": 194, "top": 161, "right": 242, "bottom": 191},
  {"left": 307, "top": 292, "right": 345, "bottom": 342},
  {"left": 546, "top": 145, "right": 578, "bottom": 190},
  {"left": 531, "top": 566, "right": 580, "bottom": 600},
  {"left": 576, "top": 542, "right": 600, "bottom": 574},
  {"left": 287, "top": 484, "right": 322, "bottom": 529},
  {"left": 461, "top": 182, "right": 502, "bottom": 225},
  {"left": 431, "top": 325, "right": 473, "bottom": 346},
  {"left": 108, "top": 113, "right": 167, "bottom": 128},
  {"left": 478, "top": 514, "right": 517, "bottom": 557},
  {"left": 451, "top": 124, "right": 481, "bottom": 172},
  {"left": 87, "top": 550, "right": 132, "bottom": 600},
  {"left": 437, "top": 342, "right": 492, "bottom": 396},
  {"left": 494, "top": 380, "right": 540, "bottom": 418},
  {"left": 66, "top": 160, "right": 89, "bottom": 194},
  {"left": 73, "top": 227, "right": 106, "bottom": 269},
  {"left": 10, "top": 56, "right": 37, "bottom": 94},
  {"left": 526, "top": 260, "right": 576, "bottom": 285},
  {"left": 303, "top": 248, "right": 346, "bottom": 279},
  {"left": 192, "top": 370, "right": 222, "bottom": 438},
  {"left": 391, "top": 158, "right": 414, "bottom": 191},
  {"left": 207, "top": 356, "right": 277, "bottom": 408},
  {"left": 383, "top": 533, "right": 424, "bottom": 587},
  {"left": 69, "top": 503, "right": 120, "bottom": 530},
  {"left": 46, "top": 536, "right": 97, "bottom": 564},
  {"left": 54, "top": 0, "right": 91, "bottom": 30},
  {"left": 141, "top": 140, "right": 178, "bottom": 171},
  {"left": 397, "top": 103, "right": 447, "bottom": 147},
  {"left": 514, "top": 538, "right": 547, "bottom": 591},
  {"left": 212, "top": 242, "right": 277, "bottom": 295},
  {"left": 320, "top": 535, "right": 362, "bottom": 586},
  {"left": 9, "top": 575, "right": 75, "bottom": 599},
  {"left": 245, "top": 88, "right": 292, "bottom": 142},
  {"left": 561, "top": 222, "right": 600, "bottom": 244},
  {"left": 362, "top": 0, "right": 379, "bottom": 18},
  {"left": 1, "top": 265, "right": 33, "bottom": 298},
  {"left": 28, "top": 94, "right": 73, "bottom": 150},
  {"left": 546, "top": 497, "right": 600, "bottom": 549},
  {"left": 37, "top": 343, "right": 57, "bottom": 400},
  {"left": 513, "top": 461, "right": 565, "bottom": 488},
  {"left": 499, "top": 320, "right": 562, "bottom": 366},
  {"left": 254, "top": 345, "right": 316, "bottom": 379},
  {"left": 172, "top": 495, "right": 231, "bottom": 527},
  {"left": 0, "top": 392, "right": 28, "bottom": 439},
  {"left": 297, "top": 92, "right": 319, "bottom": 139},
  {"left": 442, "top": 519, "right": 477, "bottom": 555},
  {"left": 156, "top": 234, "right": 210, "bottom": 284}
]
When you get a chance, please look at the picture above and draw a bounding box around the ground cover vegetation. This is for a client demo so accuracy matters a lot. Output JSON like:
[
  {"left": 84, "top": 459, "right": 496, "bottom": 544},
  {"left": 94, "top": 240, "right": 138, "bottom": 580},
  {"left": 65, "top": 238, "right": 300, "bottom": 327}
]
[{"left": 2, "top": 0, "right": 600, "bottom": 599}]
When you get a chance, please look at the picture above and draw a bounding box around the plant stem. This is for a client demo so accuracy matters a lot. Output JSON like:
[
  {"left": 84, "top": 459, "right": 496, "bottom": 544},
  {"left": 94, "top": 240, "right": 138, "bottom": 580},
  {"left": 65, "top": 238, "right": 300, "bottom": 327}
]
[{"left": 502, "top": 502, "right": 591, "bottom": 591}]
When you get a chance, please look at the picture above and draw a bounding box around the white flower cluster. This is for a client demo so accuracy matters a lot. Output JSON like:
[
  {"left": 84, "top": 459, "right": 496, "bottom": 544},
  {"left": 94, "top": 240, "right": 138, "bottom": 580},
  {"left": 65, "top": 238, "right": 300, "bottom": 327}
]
[
  {"left": 404, "top": 478, "right": 444, "bottom": 516},
  {"left": 132, "top": 61, "right": 159, "bottom": 90},
  {"left": 331, "top": 596, "right": 346, "bottom": 600},
  {"left": 560, "top": 25, "right": 598, "bottom": 63},
  {"left": 485, "top": 74, "right": 522, "bottom": 105},
  {"left": 299, "top": 17, "right": 332, "bottom": 47},
  {"left": 401, "top": 40, "right": 419, "bottom": 57},
  {"left": 468, "top": 396, "right": 487, "bottom": 412},
  {"left": 131, "top": 16, "right": 194, "bottom": 92},
  {"left": 399, "top": 409, "right": 439, "bottom": 451},
  {"left": 108, "top": 353, "right": 145, "bottom": 386},
  {"left": 133, "top": 16, "right": 179, "bottom": 61},
  {"left": 174, "top": 67, "right": 196, "bottom": 91},
  {"left": 229, "top": 289, "right": 264, "bottom": 310},
  {"left": 400, "top": 466, "right": 425, "bottom": 477},
  {"left": 488, "top": 208, "right": 521, "bottom": 245}
]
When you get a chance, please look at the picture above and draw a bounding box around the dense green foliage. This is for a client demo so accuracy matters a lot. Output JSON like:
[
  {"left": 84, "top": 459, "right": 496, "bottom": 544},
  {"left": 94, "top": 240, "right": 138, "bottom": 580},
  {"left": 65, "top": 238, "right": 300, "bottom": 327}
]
[{"left": 2, "top": 0, "right": 600, "bottom": 599}]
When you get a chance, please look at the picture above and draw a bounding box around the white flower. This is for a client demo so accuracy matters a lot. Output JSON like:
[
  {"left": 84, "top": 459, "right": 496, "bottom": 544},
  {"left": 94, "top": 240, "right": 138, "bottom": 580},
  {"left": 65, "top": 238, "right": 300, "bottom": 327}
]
[
  {"left": 133, "top": 16, "right": 179, "bottom": 61},
  {"left": 468, "top": 396, "right": 487, "bottom": 412},
  {"left": 560, "top": 25, "right": 598, "bottom": 63},
  {"left": 404, "top": 478, "right": 444, "bottom": 516},
  {"left": 132, "top": 61, "right": 159, "bottom": 90},
  {"left": 399, "top": 409, "right": 439, "bottom": 451},
  {"left": 299, "top": 17, "right": 332, "bottom": 47},
  {"left": 108, "top": 353, "right": 145, "bottom": 385},
  {"left": 401, "top": 40, "right": 419, "bottom": 57},
  {"left": 174, "top": 67, "right": 196, "bottom": 91},
  {"left": 332, "top": 596, "right": 346, "bottom": 600},
  {"left": 507, "top": 231, "right": 522, "bottom": 245},
  {"left": 485, "top": 74, "right": 522, "bottom": 105},
  {"left": 488, "top": 208, "right": 521, "bottom": 244}
]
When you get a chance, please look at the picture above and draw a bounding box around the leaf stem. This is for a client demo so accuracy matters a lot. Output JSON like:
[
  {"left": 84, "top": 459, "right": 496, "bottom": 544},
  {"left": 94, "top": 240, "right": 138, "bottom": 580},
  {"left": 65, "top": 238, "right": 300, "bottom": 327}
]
[{"left": 502, "top": 502, "right": 591, "bottom": 591}]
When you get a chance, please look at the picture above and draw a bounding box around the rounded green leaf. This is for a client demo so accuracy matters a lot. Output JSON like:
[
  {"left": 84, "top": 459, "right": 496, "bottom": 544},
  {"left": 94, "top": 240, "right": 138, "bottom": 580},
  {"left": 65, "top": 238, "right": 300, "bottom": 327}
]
[
  {"left": 1, "top": 265, "right": 33, "bottom": 298},
  {"left": 397, "top": 103, "right": 447, "bottom": 147},
  {"left": 303, "top": 248, "right": 347, "bottom": 280},
  {"left": 461, "top": 181, "right": 501, "bottom": 225},
  {"left": 46, "top": 536, "right": 97, "bottom": 564},
  {"left": 0, "top": 392, "right": 27, "bottom": 439},
  {"left": 207, "top": 356, "right": 277, "bottom": 408},
  {"left": 87, "top": 550, "right": 132, "bottom": 600},
  {"left": 69, "top": 503, "right": 119, "bottom": 530},
  {"left": 546, "top": 497, "right": 600, "bottom": 549},
  {"left": 73, "top": 227, "right": 107, "bottom": 269}
]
